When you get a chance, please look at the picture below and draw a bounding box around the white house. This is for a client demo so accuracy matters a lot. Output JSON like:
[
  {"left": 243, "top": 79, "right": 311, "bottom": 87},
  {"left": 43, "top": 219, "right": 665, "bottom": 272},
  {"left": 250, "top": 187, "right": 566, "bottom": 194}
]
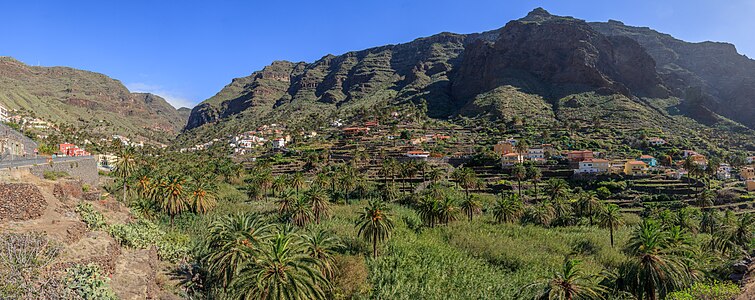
[
  {"left": 527, "top": 148, "right": 545, "bottom": 161},
  {"left": 574, "top": 159, "right": 610, "bottom": 174},
  {"left": 406, "top": 150, "right": 430, "bottom": 159},
  {"left": 647, "top": 137, "right": 667, "bottom": 146},
  {"left": 682, "top": 150, "right": 699, "bottom": 158},
  {"left": 747, "top": 156, "right": 755, "bottom": 164}
]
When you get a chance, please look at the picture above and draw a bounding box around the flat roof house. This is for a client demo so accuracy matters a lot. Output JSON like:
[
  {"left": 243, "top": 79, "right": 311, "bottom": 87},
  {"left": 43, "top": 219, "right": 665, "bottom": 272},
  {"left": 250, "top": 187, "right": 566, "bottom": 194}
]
[
  {"left": 567, "top": 150, "right": 594, "bottom": 162},
  {"left": 574, "top": 158, "right": 610, "bottom": 174},
  {"left": 638, "top": 155, "right": 658, "bottom": 167},
  {"left": 624, "top": 160, "right": 649, "bottom": 176}
]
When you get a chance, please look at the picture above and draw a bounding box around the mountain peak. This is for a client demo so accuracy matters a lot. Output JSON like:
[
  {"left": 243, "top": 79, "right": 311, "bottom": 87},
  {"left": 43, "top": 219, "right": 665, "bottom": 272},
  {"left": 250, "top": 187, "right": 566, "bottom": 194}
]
[{"left": 520, "top": 7, "right": 553, "bottom": 22}]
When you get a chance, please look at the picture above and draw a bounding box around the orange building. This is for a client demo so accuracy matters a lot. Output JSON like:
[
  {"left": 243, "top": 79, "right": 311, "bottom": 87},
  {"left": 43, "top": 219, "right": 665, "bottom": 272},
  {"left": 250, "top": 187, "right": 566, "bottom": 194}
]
[
  {"left": 567, "top": 150, "right": 594, "bottom": 162},
  {"left": 493, "top": 142, "right": 516, "bottom": 156}
]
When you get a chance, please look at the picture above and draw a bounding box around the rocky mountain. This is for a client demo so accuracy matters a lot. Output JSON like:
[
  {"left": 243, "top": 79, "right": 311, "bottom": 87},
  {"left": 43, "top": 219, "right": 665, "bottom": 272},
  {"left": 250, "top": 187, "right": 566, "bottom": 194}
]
[
  {"left": 590, "top": 20, "right": 755, "bottom": 129},
  {"left": 0, "top": 57, "right": 188, "bottom": 141},
  {"left": 184, "top": 8, "right": 755, "bottom": 139}
]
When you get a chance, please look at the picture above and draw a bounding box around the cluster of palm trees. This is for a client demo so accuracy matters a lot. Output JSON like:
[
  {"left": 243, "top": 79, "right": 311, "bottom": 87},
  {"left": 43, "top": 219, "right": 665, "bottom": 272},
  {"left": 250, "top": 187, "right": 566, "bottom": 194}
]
[
  {"left": 114, "top": 148, "right": 219, "bottom": 226},
  {"left": 519, "top": 208, "right": 755, "bottom": 300},
  {"left": 183, "top": 213, "right": 341, "bottom": 299}
]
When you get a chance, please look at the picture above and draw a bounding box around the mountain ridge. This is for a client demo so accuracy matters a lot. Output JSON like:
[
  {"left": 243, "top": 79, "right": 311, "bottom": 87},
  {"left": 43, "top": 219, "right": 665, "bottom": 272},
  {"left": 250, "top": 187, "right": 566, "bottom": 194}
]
[
  {"left": 181, "top": 8, "right": 755, "bottom": 148},
  {"left": 0, "top": 56, "right": 188, "bottom": 142}
]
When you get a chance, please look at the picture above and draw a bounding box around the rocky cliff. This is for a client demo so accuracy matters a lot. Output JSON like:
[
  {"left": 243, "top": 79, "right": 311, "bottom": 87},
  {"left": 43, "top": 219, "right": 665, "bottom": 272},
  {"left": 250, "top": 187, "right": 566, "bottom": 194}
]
[
  {"left": 183, "top": 8, "right": 755, "bottom": 134},
  {"left": 0, "top": 57, "right": 187, "bottom": 141},
  {"left": 590, "top": 20, "right": 755, "bottom": 128}
]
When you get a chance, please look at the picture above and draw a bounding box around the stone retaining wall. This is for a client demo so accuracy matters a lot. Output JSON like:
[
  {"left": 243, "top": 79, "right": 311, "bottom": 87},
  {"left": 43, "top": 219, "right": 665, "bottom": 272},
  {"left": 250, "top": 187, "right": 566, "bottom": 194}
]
[{"left": 28, "top": 157, "right": 98, "bottom": 185}]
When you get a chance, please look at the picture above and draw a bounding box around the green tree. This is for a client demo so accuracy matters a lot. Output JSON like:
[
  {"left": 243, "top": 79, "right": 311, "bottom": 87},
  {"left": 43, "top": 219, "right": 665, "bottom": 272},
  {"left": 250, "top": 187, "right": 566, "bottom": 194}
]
[
  {"left": 306, "top": 188, "right": 330, "bottom": 224},
  {"left": 519, "top": 259, "right": 605, "bottom": 300},
  {"left": 230, "top": 233, "right": 329, "bottom": 300},
  {"left": 527, "top": 166, "right": 542, "bottom": 201},
  {"left": 356, "top": 200, "right": 395, "bottom": 258},
  {"left": 575, "top": 191, "right": 602, "bottom": 226},
  {"left": 492, "top": 193, "right": 524, "bottom": 224},
  {"left": 460, "top": 194, "right": 482, "bottom": 222},
  {"left": 204, "top": 213, "right": 273, "bottom": 289},
  {"left": 161, "top": 175, "right": 188, "bottom": 227},
  {"left": 303, "top": 229, "right": 342, "bottom": 280},
  {"left": 189, "top": 178, "right": 217, "bottom": 214},
  {"left": 114, "top": 147, "right": 137, "bottom": 204},
  {"left": 291, "top": 172, "right": 306, "bottom": 195},
  {"left": 620, "top": 220, "right": 691, "bottom": 300},
  {"left": 598, "top": 204, "right": 623, "bottom": 248},
  {"left": 512, "top": 164, "right": 527, "bottom": 198}
]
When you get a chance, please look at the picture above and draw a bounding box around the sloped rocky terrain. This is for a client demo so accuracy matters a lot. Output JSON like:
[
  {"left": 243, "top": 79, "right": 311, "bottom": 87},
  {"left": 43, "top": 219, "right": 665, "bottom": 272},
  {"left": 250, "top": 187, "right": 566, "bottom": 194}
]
[
  {"left": 0, "top": 57, "right": 188, "bottom": 141},
  {"left": 182, "top": 8, "right": 755, "bottom": 147}
]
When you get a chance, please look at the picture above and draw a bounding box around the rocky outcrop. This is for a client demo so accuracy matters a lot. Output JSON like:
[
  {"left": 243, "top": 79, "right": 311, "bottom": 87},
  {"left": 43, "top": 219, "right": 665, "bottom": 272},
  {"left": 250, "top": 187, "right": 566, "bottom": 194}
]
[
  {"left": 591, "top": 20, "right": 755, "bottom": 129},
  {"left": 0, "top": 183, "right": 47, "bottom": 221},
  {"left": 452, "top": 8, "right": 668, "bottom": 102},
  {"left": 184, "top": 7, "right": 755, "bottom": 136}
]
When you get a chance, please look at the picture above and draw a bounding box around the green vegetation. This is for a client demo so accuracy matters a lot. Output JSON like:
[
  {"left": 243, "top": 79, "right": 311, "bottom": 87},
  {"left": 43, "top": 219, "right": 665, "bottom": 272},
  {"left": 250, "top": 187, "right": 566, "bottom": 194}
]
[
  {"left": 43, "top": 170, "right": 69, "bottom": 180},
  {"left": 63, "top": 264, "right": 118, "bottom": 300}
]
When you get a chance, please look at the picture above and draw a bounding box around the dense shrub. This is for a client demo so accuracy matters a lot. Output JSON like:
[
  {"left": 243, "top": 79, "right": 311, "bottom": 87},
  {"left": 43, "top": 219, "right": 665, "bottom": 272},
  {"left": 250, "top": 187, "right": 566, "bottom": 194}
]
[
  {"left": 665, "top": 281, "right": 740, "bottom": 300},
  {"left": 64, "top": 263, "right": 118, "bottom": 300},
  {"left": 76, "top": 202, "right": 107, "bottom": 230},
  {"left": 108, "top": 217, "right": 189, "bottom": 262}
]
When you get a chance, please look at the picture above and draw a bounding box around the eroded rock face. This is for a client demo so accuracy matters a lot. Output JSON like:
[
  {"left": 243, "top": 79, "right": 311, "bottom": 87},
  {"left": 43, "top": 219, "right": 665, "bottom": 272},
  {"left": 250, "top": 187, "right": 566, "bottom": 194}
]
[
  {"left": 452, "top": 9, "right": 668, "bottom": 101},
  {"left": 591, "top": 20, "right": 755, "bottom": 129},
  {"left": 0, "top": 183, "right": 47, "bottom": 222}
]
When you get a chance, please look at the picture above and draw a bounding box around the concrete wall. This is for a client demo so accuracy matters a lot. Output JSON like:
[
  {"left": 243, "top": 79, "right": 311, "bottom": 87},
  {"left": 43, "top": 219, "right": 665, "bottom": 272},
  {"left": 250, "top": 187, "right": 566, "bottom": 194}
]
[{"left": 28, "top": 157, "right": 98, "bottom": 185}]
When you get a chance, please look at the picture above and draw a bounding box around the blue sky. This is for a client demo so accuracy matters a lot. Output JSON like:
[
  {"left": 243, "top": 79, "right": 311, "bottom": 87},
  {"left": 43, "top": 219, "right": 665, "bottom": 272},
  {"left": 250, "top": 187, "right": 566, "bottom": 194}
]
[{"left": 1, "top": 0, "right": 753, "bottom": 109}]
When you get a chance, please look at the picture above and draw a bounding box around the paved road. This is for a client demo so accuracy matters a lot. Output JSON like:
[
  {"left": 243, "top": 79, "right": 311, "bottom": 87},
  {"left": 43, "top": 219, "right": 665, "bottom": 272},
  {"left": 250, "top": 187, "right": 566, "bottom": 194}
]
[{"left": 0, "top": 156, "right": 93, "bottom": 169}]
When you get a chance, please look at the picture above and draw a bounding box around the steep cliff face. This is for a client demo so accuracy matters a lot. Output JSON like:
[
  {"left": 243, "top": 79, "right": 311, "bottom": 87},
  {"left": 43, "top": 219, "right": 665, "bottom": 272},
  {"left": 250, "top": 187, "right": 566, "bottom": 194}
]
[
  {"left": 591, "top": 20, "right": 755, "bottom": 128},
  {"left": 452, "top": 9, "right": 669, "bottom": 103},
  {"left": 0, "top": 57, "right": 187, "bottom": 140},
  {"left": 184, "top": 8, "right": 755, "bottom": 135},
  {"left": 184, "top": 32, "right": 474, "bottom": 130}
]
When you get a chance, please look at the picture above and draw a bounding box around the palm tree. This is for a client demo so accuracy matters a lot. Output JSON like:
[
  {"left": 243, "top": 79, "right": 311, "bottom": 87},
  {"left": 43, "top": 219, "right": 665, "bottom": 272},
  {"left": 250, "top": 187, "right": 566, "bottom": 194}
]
[
  {"left": 519, "top": 258, "right": 605, "bottom": 300},
  {"left": 428, "top": 168, "right": 444, "bottom": 185},
  {"left": 161, "top": 175, "right": 188, "bottom": 227},
  {"left": 575, "top": 191, "right": 602, "bottom": 226},
  {"left": 189, "top": 179, "right": 217, "bottom": 214},
  {"left": 514, "top": 140, "right": 529, "bottom": 157},
  {"left": 711, "top": 213, "right": 755, "bottom": 255},
  {"left": 546, "top": 178, "right": 570, "bottom": 202},
  {"left": 356, "top": 200, "right": 395, "bottom": 258},
  {"left": 512, "top": 164, "right": 527, "bottom": 198},
  {"left": 456, "top": 168, "right": 478, "bottom": 201},
  {"left": 527, "top": 166, "right": 542, "bottom": 201},
  {"left": 276, "top": 191, "right": 297, "bottom": 215},
  {"left": 303, "top": 229, "right": 342, "bottom": 280},
  {"left": 289, "top": 196, "right": 312, "bottom": 227},
  {"left": 230, "top": 233, "right": 329, "bottom": 300},
  {"left": 598, "top": 204, "right": 623, "bottom": 248},
  {"left": 417, "top": 196, "right": 441, "bottom": 228},
  {"left": 460, "top": 194, "right": 482, "bottom": 222},
  {"left": 528, "top": 201, "right": 557, "bottom": 227},
  {"left": 620, "top": 220, "right": 691, "bottom": 300},
  {"left": 339, "top": 173, "right": 357, "bottom": 204},
  {"left": 291, "top": 172, "right": 306, "bottom": 195},
  {"left": 205, "top": 213, "right": 273, "bottom": 289},
  {"left": 437, "top": 196, "right": 459, "bottom": 225},
  {"left": 306, "top": 188, "right": 330, "bottom": 224},
  {"left": 256, "top": 171, "right": 274, "bottom": 201},
  {"left": 492, "top": 193, "right": 524, "bottom": 224},
  {"left": 272, "top": 175, "right": 288, "bottom": 197},
  {"left": 114, "top": 147, "right": 137, "bottom": 204},
  {"left": 699, "top": 210, "right": 719, "bottom": 235}
]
